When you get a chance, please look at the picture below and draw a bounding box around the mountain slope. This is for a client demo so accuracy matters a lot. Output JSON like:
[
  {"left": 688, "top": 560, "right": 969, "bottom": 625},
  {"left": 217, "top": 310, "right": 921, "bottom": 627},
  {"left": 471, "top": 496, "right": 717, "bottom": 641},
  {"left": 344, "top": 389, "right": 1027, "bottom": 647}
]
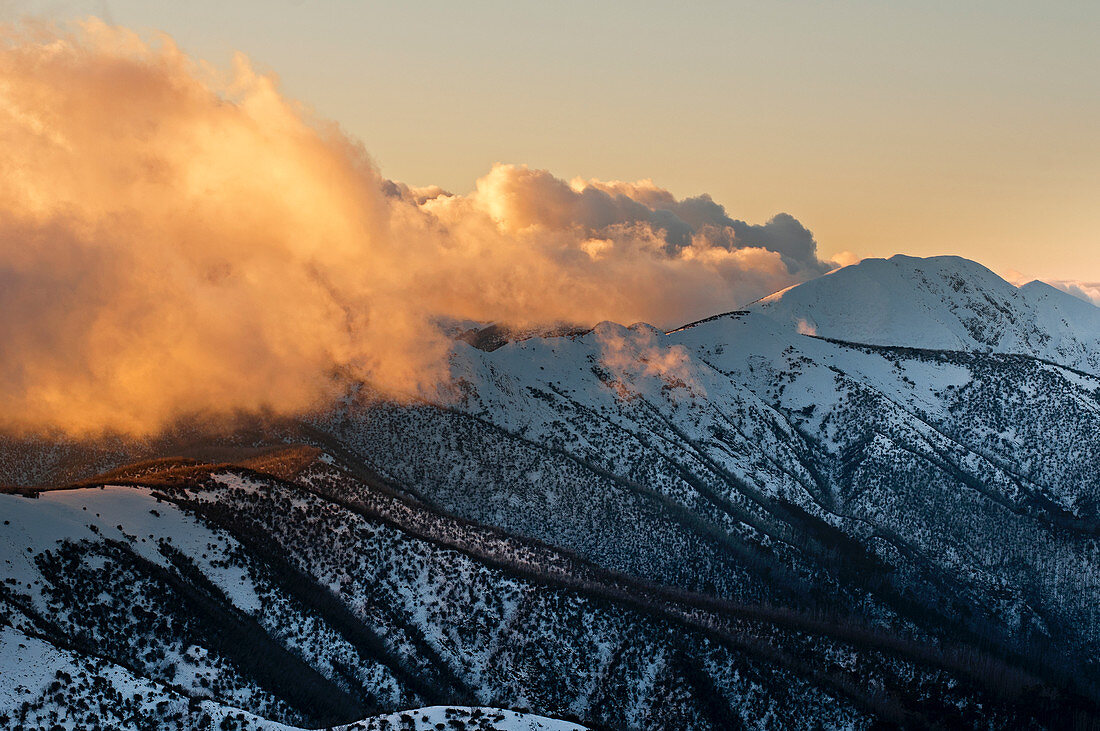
[
  {"left": 3, "top": 255, "right": 1100, "bottom": 729},
  {"left": 327, "top": 313, "right": 1100, "bottom": 683},
  {"left": 1, "top": 455, "right": 1084, "bottom": 730}
]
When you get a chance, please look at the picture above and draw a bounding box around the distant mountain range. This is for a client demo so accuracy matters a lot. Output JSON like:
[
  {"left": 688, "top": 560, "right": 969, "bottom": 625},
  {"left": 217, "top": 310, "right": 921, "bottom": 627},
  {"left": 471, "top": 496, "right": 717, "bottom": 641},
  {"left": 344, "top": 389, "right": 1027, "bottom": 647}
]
[{"left": 3, "top": 255, "right": 1100, "bottom": 729}]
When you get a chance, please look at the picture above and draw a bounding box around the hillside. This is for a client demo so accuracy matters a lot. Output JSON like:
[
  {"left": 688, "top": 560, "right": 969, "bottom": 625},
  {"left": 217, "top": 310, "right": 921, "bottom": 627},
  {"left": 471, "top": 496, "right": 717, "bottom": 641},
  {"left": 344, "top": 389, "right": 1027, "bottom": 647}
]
[{"left": 3, "top": 255, "right": 1100, "bottom": 729}]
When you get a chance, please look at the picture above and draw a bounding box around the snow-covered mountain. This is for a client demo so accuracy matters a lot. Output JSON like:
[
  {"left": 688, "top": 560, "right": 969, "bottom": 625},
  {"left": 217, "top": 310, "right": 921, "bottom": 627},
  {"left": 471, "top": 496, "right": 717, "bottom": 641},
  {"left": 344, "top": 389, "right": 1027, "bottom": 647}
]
[
  {"left": 748, "top": 254, "right": 1100, "bottom": 374},
  {"left": 3, "top": 255, "right": 1100, "bottom": 729}
]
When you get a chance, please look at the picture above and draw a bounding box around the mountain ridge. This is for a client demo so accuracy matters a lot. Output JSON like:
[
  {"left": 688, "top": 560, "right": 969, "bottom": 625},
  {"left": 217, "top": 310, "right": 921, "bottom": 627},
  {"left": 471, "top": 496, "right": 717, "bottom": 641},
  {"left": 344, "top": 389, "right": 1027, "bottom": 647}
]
[{"left": 3, "top": 254, "right": 1100, "bottom": 729}]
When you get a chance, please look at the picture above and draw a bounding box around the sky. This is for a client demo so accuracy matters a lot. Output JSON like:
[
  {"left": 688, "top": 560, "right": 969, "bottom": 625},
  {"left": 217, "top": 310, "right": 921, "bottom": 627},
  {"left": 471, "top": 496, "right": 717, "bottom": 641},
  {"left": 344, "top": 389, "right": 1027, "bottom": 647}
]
[{"left": 10, "top": 0, "right": 1100, "bottom": 282}]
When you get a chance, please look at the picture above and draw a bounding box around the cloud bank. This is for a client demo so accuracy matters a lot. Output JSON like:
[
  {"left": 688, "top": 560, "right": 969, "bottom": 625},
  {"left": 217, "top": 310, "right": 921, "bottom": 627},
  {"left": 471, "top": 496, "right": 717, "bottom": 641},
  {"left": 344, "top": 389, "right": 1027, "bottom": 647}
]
[
  {"left": 1047, "top": 281, "right": 1100, "bottom": 307},
  {"left": 0, "top": 19, "right": 835, "bottom": 435}
]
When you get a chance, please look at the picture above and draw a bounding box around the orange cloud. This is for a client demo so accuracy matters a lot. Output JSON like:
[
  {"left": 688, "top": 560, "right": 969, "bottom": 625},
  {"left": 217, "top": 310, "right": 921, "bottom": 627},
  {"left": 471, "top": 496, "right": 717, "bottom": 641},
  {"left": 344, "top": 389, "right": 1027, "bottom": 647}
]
[
  {"left": 0, "top": 18, "right": 832, "bottom": 435},
  {"left": 594, "top": 323, "right": 704, "bottom": 401}
]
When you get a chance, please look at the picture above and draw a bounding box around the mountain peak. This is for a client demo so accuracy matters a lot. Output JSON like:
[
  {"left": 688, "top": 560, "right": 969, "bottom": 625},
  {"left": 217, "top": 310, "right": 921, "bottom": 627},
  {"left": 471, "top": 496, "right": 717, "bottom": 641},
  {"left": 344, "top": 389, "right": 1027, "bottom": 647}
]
[{"left": 748, "top": 254, "right": 1100, "bottom": 372}]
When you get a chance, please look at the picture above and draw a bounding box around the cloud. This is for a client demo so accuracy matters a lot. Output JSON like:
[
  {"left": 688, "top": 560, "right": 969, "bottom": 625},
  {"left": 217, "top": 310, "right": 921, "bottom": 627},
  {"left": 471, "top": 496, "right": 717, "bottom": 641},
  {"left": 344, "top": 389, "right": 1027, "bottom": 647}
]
[
  {"left": 462, "top": 166, "right": 831, "bottom": 273},
  {"left": 593, "top": 322, "right": 703, "bottom": 401},
  {"left": 828, "top": 250, "right": 862, "bottom": 269},
  {"left": 0, "top": 18, "right": 834, "bottom": 435},
  {"left": 1046, "top": 280, "right": 1100, "bottom": 307},
  {"left": 1003, "top": 270, "right": 1100, "bottom": 308}
]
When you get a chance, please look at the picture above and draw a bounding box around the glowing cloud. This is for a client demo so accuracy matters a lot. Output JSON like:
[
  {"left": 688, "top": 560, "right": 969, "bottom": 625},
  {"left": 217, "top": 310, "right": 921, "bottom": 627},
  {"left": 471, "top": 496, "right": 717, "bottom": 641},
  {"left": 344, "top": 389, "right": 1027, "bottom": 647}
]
[
  {"left": 0, "top": 19, "right": 834, "bottom": 435},
  {"left": 594, "top": 322, "right": 703, "bottom": 401}
]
